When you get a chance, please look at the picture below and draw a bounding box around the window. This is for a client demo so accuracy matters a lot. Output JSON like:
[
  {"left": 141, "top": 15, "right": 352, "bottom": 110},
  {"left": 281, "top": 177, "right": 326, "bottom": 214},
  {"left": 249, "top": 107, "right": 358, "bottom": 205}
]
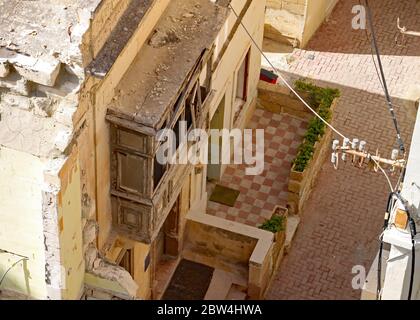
[
  {"left": 235, "top": 50, "right": 250, "bottom": 102},
  {"left": 117, "top": 152, "right": 148, "bottom": 195},
  {"left": 233, "top": 49, "right": 250, "bottom": 123}
]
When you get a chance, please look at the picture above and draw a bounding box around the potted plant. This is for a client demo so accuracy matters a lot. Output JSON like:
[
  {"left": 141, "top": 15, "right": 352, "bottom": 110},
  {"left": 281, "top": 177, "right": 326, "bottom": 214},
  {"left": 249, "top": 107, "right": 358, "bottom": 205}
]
[
  {"left": 288, "top": 81, "right": 340, "bottom": 214},
  {"left": 259, "top": 206, "right": 288, "bottom": 247}
]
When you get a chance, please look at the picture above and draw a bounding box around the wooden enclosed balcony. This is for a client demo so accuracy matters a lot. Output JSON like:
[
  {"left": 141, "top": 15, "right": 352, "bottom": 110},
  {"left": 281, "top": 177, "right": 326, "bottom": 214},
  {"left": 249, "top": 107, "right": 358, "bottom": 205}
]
[{"left": 105, "top": 0, "right": 229, "bottom": 243}]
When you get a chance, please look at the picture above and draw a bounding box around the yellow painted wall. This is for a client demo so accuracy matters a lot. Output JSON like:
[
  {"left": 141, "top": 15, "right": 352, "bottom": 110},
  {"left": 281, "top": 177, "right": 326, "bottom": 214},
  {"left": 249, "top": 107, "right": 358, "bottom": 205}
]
[
  {"left": 264, "top": 0, "right": 306, "bottom": 46},
  {"left": 89, "top": 0, "right": 266, "bottom": 299},
  {"left": 133, "top": 242, "right": 151, "bottom": 299},
  {"left": 212, "top": 0, "right": 265, "bottom": 123},
  {"left": 301, "top": 0, "right": 338, "bottom": 47},
  {"left": 58, "top": 153, "right": 85, "bottom": 300},
  {"left": 211, "top": 0, "right": 265, "bottom": 178},
  {"left": 0, "top": 147, "right": 47, "bottom": 299},
  {"left": 105, "top": 235, "right": 152, "bottom": 299}
]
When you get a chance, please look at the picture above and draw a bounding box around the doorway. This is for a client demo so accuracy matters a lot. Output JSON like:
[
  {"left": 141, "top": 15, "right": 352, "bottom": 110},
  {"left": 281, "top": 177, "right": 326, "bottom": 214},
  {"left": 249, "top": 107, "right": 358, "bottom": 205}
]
[
  {"left": 207, "top": 95, "right": 225, "bottom": 181},
  {"left": 151, "top": 196, "right": 181, "bottom": 299}
]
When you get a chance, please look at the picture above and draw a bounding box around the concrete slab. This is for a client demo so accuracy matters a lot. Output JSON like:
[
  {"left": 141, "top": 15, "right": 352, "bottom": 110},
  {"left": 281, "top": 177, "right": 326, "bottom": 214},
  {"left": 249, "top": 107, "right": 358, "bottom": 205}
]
[{"left": 204, "top": 269, "right": 248, "bottom": 300}]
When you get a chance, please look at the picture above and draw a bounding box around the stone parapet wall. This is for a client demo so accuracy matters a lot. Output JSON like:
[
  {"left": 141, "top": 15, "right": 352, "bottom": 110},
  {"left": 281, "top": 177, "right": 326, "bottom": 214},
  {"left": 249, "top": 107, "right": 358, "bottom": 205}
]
[
  {"left": 267, "top": 0, "right": 307, "bottom": 16},
  {"left": 257, "top": 80, "right": 339, "bottom": 216},
  {"left": 287, "top": 124, "right": 333, "bottom": 215},
  {"left": 184, "top": 212, "right": 285, "bottom": 300},
  {"left": 258, "top": 80, "right": 313, "bottom": 120},
  {"left": 287, "top": 98, "right": 338, "bottom": 215}
]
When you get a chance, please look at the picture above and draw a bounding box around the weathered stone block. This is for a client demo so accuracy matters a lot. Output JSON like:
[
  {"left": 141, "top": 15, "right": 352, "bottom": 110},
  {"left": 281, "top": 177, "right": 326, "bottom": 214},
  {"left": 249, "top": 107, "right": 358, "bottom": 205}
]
[
  {"left": 288, "top": 180, "right": 301, "bottom": 194},
  {"left": 290, "top": 169, "right": 304, "bottom": 182},
  {"left": 0, "top": 61, "right": 10, "bottom": 77}
]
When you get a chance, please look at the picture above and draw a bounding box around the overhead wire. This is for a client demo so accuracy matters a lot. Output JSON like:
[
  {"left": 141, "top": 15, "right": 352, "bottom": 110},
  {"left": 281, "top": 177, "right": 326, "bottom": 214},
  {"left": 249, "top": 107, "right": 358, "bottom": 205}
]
[
  {"left": 228, "top": 2, "right": 396, "bottom": 193},
  {"left": 0, "top": 257, "right": 28, "bottom": 287},
  {"left": 371, "top": 157, "right": 395, "bottom": 193},
  {"left": 227, "top": 3, "right": 347, "bottom": 140},
  {"left": 364, "top": 0, "right": 406, "bottom": 155},
  {"left": 360, "top": 0, "right": 407, "bottom": 191},
  {"left": 229, "top": 1, "right": 415, "bottom": 300},
  {"left": 361, "top": 0, "right": 415, "bottom": 301}
]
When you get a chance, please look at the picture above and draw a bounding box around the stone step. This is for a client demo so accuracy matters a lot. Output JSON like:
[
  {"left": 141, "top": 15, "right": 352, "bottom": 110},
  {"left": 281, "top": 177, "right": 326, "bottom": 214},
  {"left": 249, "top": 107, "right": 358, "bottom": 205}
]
[
  {"left": 204, "top": 269, "right": 232, "bottom": 300},
  {"left": 204, "top": 269, "right": 248, "bottom": 300},
  {"left": 285, "top": 215, "right": 300, "bottom": 254},
  {"left": 226, "top": 285, "right": 247, "bottom": 300}
]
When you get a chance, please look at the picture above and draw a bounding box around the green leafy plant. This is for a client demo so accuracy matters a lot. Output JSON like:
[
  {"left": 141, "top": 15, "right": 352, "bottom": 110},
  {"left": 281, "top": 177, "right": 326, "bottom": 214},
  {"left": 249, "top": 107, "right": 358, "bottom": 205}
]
[
  {"left": 259, "top": 215, "right": 286, "bottom": 233},
  {"left": 292, "top": 80, "right": 340, "bottom": 172}
]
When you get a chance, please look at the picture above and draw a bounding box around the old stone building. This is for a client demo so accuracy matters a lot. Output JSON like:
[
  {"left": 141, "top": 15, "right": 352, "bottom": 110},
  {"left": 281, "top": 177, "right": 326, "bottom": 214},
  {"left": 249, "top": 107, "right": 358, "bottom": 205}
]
[{"left": 0, "top": 0, "right": 271, "bottom": 300}]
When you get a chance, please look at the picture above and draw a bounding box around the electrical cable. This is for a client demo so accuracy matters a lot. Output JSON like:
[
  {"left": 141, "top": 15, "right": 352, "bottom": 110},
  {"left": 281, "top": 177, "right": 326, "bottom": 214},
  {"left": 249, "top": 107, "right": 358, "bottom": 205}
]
[
  {"left": 228, "top": 3, "right": 399, "bottom": 194},
  {"left": 0, "top": 257, "right": 28, "bottom": 287},
  {"left": 361, "top": 0, "right": 407, "bottom": 190},
  {"left": 364, "top": 0, "right": 406, "bottom": 155},
  {"left": 393, "top": 192, "right": 417, "bottom": 301},
  {"left": 227, "top": 3, "right": 347, "bottom": 140},
  {"left": 376, "top": 191, "right": 417, "bottom": 300},
  {"left": 363, "top": 0, "right": 416, "bottom": 300},
  {"left": 228, "top": 1, "right": 415, "bottom": 300},
  {"left": 377, "top": 192, "right": 396, "bottom": 300},
  {"left": 358, "top": 0, "right": 385, "bottom": 92},
  {"left": 370, "top": 157, "right": 395, "bottom": 193}
]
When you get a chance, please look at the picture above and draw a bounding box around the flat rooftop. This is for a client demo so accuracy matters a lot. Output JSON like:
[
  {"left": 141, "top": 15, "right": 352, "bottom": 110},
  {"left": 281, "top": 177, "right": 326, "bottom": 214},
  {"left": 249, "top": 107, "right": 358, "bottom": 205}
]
[
  {"left": 87, "top": 0, "right": 155, "bottom": 77},
  {"left": 107, "top": 0, "right": 230, "bottom": 130}
]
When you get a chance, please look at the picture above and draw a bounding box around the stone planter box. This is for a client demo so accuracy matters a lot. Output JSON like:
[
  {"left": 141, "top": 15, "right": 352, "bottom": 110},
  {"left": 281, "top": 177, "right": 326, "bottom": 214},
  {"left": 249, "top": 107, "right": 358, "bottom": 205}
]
[
  {"left": 271, "top": 206, "right": 288, "bottom": 247},
  {"left": 257, "top": 80, "right": 314, "bottom": 120},
  {"left": 287, "top": 97, "right": 339, "bottom": 215},
  {"left": 257, "top": 79, "right": 340, "bottom": 216}
]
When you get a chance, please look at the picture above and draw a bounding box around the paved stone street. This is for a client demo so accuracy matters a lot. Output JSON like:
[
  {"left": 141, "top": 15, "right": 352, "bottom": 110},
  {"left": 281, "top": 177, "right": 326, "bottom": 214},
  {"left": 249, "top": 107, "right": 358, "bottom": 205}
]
[{"left": 267, "top": 0, "right": 419, "bottom": 300}]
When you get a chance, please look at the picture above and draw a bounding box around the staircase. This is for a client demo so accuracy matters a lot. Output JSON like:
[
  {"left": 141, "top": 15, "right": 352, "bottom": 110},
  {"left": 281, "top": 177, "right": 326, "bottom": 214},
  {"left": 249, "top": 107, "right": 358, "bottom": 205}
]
[{"left": 204, "top": 269, "right": 248, "bottom": 301}]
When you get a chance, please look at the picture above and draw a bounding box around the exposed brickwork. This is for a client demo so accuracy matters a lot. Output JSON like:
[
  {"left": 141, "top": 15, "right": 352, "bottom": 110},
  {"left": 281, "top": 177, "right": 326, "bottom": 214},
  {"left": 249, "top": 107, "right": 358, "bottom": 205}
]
[
  {"left": 267, "top": 0, "right": 419, "bottom": 300},
  {"left": 207, "top": 109, "right": 307, "bottom": 227}
]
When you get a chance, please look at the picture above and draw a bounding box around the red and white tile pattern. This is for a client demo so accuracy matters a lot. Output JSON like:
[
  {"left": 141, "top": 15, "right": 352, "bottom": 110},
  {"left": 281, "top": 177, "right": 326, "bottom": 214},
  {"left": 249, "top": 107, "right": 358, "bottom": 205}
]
[{"left": 207, "top": 109, "right": 308, "bottom": 227}]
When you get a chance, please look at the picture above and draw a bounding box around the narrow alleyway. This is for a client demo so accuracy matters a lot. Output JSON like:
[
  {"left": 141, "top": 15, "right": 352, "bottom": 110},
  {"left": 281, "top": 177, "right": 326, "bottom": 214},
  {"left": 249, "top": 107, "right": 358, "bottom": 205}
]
[{"left": 267, "top": 0, "right": 419, "bottom": 300}]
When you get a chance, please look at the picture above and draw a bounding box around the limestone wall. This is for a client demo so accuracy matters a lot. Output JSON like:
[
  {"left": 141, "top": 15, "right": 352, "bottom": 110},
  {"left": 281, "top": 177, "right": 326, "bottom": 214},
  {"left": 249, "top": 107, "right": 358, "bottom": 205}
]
[
  {"left": 301, "top": 0, "right": 338, "bottom": 47},
  {"left": 265, "top": 0, "right": 307, "bottom": 46},
  {"left": 90, "top": 0, "right": 132, "bottom": 58},
  {"left": 286, "top": 96, "right": 338, "bottom": 215},
  {"left": 264, "top": 0, "right": 338, "bottom": 48},
  {"left": 258, "top": 80, "right": 313, "bottom": 120},
  {"left": 287, "top": 123, "right": 334, "bottom": 215},
  {"left": 184, "top": 212, "right": 282, "bottom": 300},
  {"left": 0, "top": 0, "right": 149, "bottom": 300}
]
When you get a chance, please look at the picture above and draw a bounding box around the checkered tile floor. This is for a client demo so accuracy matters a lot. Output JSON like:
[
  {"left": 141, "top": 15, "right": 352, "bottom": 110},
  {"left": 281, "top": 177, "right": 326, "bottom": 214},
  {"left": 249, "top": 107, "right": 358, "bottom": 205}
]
[{"left": 207, "top": 108, "right": 308, "bottom": 227}]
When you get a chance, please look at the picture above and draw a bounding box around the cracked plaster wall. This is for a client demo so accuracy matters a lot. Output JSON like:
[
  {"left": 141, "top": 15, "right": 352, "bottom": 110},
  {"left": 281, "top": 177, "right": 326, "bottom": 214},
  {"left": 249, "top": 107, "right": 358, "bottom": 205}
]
[{"left": 0, "top": 0, "right": 139, "bottom": 299}]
